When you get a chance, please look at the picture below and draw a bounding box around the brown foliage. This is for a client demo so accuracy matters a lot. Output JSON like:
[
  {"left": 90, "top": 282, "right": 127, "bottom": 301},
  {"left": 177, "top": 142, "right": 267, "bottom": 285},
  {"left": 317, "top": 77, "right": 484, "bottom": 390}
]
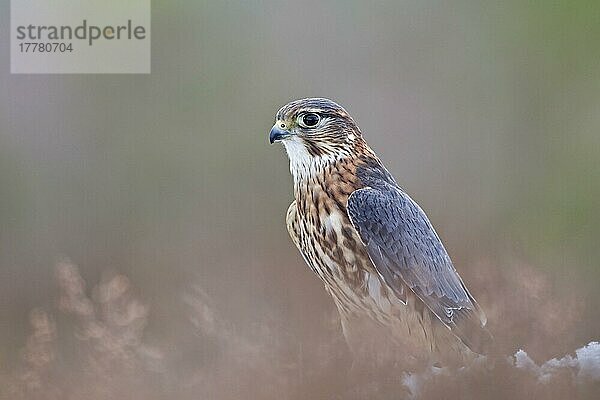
[{"left": 1, "top": 259, "right": 598, "bottom": 400}]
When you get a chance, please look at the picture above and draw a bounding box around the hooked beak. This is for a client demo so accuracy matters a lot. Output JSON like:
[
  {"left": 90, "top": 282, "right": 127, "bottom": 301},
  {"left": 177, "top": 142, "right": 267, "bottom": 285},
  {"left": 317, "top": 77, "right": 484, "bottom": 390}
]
[{"left": 269, "top": 125, "right": 291, "bottom": 144}]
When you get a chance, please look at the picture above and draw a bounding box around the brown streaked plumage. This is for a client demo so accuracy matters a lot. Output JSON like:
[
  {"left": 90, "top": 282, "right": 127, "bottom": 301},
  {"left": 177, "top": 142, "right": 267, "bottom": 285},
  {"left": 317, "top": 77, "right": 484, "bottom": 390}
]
[{"left": 270, "top": 98, "right": 492, "bottom": 366}]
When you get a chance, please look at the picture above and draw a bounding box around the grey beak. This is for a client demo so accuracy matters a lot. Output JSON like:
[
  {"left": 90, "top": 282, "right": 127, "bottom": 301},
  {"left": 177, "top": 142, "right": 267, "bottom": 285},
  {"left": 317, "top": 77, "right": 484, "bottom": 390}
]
[{"left": 269, "top": 125, "right": 290, "bottom": 144}]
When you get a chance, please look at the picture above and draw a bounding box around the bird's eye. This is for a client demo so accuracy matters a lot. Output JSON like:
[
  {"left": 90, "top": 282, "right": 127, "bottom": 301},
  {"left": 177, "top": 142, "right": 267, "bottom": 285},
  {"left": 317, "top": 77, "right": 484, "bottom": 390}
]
[{"left": 299, "top": 113, "right": 321, "bottom": 128}]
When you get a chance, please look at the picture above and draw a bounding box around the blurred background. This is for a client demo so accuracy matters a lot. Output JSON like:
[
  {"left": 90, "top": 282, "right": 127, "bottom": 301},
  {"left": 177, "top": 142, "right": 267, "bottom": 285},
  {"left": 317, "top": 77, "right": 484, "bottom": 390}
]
[{"left": 1, "top": 1, "right": 599, "bottom": 399}]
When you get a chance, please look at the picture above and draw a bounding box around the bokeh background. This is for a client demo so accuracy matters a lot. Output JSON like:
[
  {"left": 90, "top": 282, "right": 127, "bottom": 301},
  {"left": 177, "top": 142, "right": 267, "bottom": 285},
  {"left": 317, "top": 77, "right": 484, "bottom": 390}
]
[{"left": 1, "top": 1, "right": 599, "bottom": 399}]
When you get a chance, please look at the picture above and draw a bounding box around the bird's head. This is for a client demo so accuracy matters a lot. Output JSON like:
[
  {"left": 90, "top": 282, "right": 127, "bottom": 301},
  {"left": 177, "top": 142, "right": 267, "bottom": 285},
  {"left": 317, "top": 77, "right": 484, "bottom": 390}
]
[{"left": 269, "top": 98, "right": 365, "bottom": 176}]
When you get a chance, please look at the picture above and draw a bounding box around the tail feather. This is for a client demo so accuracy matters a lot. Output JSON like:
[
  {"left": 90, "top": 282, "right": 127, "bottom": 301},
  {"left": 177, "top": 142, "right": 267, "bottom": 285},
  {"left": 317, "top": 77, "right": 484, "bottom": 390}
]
[{"left": 450, "top": 308, "right": 494, "bottom": 355}]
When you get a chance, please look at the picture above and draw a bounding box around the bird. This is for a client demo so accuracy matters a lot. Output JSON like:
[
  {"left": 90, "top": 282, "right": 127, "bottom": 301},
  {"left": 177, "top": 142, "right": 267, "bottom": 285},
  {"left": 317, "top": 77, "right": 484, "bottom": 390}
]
[{"left": 269, "top": 97, "right": 492, "bottom": 367}]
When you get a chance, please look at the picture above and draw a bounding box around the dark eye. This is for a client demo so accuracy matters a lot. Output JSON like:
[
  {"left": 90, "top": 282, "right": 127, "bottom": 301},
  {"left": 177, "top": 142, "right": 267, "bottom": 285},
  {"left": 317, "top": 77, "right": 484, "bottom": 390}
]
[{"left": 301, "top": 113, "right": 320, "bottom": 127}]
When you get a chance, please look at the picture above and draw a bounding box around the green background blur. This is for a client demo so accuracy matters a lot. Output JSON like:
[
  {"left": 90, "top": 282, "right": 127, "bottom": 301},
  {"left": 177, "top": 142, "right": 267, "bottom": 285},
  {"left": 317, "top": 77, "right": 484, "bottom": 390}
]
[{"left": 1, "top": 0, "right": 599, "bottom": 377}]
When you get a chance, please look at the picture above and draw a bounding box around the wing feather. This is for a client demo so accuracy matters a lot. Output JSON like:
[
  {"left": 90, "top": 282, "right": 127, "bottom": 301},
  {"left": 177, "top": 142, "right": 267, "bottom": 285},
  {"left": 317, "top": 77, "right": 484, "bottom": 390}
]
[{"left": 347, "top": 185, "right": 492, "bottom": 353}]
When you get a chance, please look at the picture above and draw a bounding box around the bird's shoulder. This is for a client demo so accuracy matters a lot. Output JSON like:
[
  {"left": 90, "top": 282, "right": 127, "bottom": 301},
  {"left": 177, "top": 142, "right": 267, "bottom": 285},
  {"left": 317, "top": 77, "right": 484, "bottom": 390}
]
[{"left": 352, "top": 155, "right": 399, "bottom": 191}]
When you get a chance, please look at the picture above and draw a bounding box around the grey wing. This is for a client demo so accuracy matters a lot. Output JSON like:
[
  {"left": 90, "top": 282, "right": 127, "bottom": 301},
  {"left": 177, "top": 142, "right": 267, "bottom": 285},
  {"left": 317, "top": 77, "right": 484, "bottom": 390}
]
[{"left": 347, "top": 186, "right": 492, "bottom": 354}]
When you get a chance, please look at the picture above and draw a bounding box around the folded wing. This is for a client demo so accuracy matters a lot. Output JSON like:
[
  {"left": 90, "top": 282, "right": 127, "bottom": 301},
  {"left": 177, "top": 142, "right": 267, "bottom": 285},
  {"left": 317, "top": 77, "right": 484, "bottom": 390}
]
[{"left": 347, "top": 185, "right": 492, "bottom": 354}]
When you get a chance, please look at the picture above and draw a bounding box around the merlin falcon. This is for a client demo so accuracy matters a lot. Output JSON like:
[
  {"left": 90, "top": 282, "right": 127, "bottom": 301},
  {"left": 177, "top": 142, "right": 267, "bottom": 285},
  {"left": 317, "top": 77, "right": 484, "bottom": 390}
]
[{"left": 269, "top": 98, "right": 492, "bottom": 365}]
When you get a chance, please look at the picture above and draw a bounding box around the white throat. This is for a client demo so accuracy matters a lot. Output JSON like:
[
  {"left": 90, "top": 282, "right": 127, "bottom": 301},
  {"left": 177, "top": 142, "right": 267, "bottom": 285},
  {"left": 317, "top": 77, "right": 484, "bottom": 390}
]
[{"left": 281, "top": 137, "right": 341, "bottom": 185}]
